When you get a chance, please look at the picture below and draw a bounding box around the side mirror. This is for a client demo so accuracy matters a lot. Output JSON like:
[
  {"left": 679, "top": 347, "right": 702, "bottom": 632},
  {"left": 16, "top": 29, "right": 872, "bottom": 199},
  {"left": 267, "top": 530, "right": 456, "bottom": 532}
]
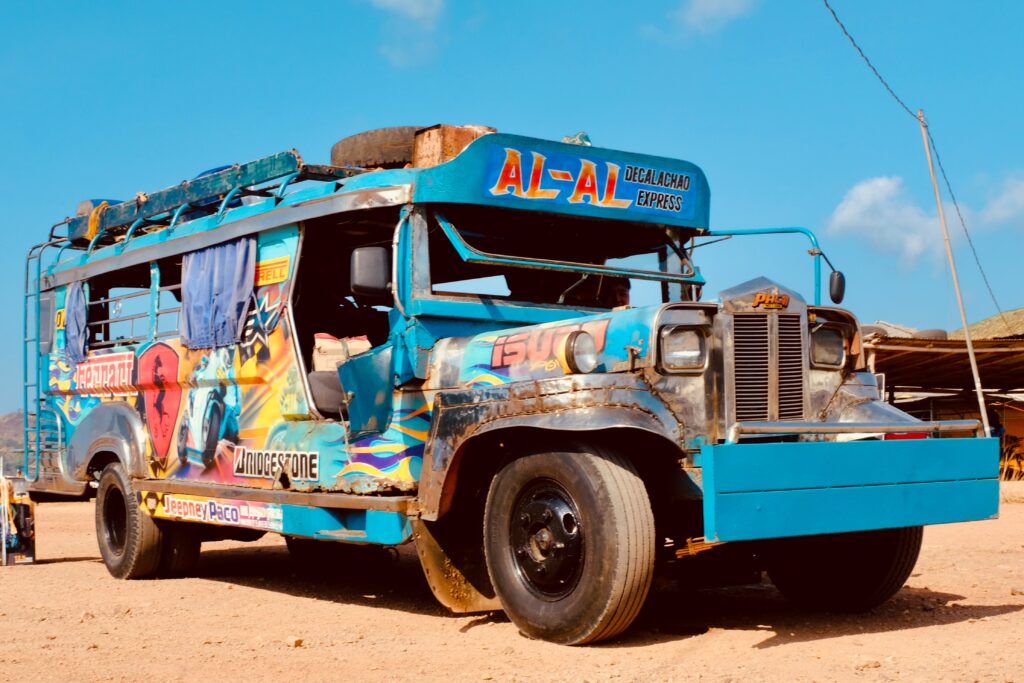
[
  {"left": 350, "top": 246, "right": 392, "bottom": 303},
  {"left": 829, "top": 270, "right": 846, "bottom": 305}
]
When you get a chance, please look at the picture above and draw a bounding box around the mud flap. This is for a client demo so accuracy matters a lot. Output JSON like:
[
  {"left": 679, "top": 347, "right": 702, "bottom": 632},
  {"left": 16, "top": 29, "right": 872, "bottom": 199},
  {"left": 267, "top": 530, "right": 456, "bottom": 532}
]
[
  {"left": 700, "top": 437, "right": 1000, "bottom": 542},
  {"left": 412, "top": 518, "right": 500, "bottom": 614}
]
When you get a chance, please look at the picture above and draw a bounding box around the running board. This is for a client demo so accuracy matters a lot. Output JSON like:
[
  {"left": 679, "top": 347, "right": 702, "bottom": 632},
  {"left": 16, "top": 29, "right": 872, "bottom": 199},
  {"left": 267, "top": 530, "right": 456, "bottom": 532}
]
[{"left": 137, "top": 479, "right": 413, "bottom": 513}]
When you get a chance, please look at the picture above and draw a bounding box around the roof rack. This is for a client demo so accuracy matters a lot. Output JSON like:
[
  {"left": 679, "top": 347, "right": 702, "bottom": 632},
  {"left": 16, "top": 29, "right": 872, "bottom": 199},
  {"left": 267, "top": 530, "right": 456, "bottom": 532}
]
[{"left": 66, "top": 149, "right": 362, "bottom": 248}]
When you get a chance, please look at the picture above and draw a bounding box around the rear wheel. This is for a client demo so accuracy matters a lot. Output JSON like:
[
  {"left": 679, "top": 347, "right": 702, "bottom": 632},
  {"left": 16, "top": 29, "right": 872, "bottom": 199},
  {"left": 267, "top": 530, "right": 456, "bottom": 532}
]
[
  {"left": 483, "top": 446, "right": 655, "bottom": 645},
  {"left": 766, "top": 526, "right": 923, "bottom": 612},
  {"left": 157, "top": 522, "right": 202, "bottom": 577},
  {"left": 95, "top": 463, "right": 163, "bottom": 579}
]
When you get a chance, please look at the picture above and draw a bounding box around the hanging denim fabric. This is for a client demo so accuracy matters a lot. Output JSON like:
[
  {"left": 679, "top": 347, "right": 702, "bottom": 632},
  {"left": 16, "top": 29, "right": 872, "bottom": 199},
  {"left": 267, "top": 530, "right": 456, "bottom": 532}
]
[
  {"left": 181, "top": 238, "right": 256, "bottom": 349},
  {"left": 64, "top": 281, "right": 88, "bottom": 365}
]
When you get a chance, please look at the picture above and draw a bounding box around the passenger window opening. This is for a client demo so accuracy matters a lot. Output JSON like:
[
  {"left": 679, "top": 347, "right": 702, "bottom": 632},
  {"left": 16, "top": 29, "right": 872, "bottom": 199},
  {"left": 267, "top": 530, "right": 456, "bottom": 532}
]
[
  {"left": 291, "top": 209, "right": 400, "bottom": 418},
  {"left": 86, "top": 263, "right": 152, "bottom": 348},
  {"left": 155, "top": 255, "right": 183, "bottom": 339}
]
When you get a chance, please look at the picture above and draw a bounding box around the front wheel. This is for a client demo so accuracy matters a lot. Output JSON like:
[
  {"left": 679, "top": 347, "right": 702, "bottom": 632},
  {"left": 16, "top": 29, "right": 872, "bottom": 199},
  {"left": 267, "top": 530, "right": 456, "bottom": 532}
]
[
  {"left": 766, "top": 526, "right": 923, "bottom": 612},
  {"left": 483, "top": 446, "right": 655, "bottom": 645}
]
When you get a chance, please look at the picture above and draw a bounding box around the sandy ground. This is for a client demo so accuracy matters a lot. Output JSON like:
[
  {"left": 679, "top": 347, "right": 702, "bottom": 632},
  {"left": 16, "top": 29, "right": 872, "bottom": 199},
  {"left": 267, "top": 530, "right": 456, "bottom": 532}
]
[{"left": 1, "top": 501, "right": 1022, "bottom": 683}]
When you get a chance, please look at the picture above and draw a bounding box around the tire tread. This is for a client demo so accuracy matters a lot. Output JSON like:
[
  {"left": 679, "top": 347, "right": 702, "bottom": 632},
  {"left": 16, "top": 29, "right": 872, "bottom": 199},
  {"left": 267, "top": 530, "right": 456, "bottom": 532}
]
[
  {"left": 95, "top": 463, "right": 163, "bottom": 579},
  {"left": 484, "top": 445, "right": 655, "bottom": 645}
]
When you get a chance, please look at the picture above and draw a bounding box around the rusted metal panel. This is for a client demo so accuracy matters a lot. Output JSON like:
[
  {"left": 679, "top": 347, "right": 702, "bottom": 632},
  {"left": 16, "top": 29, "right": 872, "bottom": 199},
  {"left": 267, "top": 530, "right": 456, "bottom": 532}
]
[
  {"left": 416, "top": 374, "right": 683, "bottom": 520},
  {"left": 412, "top": 124, "right": 496, "bottom": 168},
  {"left": 137, "top": 478, "right": 413, "bottom": 512}
]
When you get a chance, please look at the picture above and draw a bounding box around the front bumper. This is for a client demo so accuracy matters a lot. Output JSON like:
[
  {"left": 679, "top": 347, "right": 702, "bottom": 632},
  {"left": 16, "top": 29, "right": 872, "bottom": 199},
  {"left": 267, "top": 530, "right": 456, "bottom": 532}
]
[{"left": 700, "top": 434, "right": 999, "bottom": 542}]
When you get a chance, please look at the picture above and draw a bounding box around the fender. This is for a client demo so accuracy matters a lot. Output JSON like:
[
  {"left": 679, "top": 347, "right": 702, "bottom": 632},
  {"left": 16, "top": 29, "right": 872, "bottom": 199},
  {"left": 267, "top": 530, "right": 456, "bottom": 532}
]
[
  {"left": 66, "top": 401, "right": 149, "bottom": 480},
  {"left": 417, "top": 374, "right": 683, "bottom": 520}
]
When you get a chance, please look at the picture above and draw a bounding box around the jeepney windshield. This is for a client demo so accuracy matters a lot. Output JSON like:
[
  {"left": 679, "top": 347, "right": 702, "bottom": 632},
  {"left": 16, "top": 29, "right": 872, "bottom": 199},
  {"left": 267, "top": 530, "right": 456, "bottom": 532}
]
[{"left": 427, "top": 205, "right": 700, "bottom": 309}]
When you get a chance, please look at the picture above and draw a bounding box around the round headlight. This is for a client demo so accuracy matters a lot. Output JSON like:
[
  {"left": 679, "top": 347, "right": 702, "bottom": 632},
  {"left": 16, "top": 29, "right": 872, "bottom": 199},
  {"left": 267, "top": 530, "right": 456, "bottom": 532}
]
[
  {"left": 560, "top": 330, "right": 599, "bottom": 374},
  {"left": 660, "top": 326, "right": 707, "bottom": 371},
  {"left": 811, "top": 327, "right": 846, "bottom": 367}
]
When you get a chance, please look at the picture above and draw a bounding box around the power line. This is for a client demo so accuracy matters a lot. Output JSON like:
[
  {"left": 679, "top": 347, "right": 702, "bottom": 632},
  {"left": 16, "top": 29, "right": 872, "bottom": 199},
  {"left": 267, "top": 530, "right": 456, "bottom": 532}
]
[
  {"left": 821, "top": 0, "right": 1017, "bottom": 337},
  {"left": 924, "top": 128, "right": 1016, "bottom": 337}
]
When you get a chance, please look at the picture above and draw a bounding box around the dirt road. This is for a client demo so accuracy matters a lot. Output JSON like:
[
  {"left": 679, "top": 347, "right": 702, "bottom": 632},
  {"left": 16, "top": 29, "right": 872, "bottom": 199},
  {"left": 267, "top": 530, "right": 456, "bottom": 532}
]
[{"left": 1, "top": 501, "right": 1022, "bottom": 682}]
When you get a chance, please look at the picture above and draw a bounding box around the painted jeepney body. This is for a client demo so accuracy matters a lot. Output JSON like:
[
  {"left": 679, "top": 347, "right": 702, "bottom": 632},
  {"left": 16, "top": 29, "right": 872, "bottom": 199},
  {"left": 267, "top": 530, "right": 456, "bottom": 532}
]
[{"left": 21, "top": 129, "right": 998, "bottom": 555}]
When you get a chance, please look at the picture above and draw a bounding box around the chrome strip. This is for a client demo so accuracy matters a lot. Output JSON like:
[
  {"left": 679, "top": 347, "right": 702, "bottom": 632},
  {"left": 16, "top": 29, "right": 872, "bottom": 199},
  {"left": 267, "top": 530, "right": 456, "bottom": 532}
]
[{"left": 725, "top": 419, "right": 981, "bottom": 444}]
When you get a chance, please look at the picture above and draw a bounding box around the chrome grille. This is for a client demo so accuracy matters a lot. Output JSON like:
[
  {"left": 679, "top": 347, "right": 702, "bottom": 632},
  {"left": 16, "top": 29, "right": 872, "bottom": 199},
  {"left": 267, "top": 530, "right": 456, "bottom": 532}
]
[
  {"left": 732, "top": 313, "right": 806, "bottom": 422},
  {"left": 777, "top": 314, "right": 805, "bottom": 421},
  {"left": 733, "top": 315, "right": 770, "bottom": 421}
]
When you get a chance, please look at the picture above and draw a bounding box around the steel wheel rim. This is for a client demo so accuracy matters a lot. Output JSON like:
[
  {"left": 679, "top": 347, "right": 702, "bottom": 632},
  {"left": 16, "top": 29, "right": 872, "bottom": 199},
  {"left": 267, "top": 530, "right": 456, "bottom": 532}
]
[{"left": 508, "top": 478, "right": 584, "bottom": 600}]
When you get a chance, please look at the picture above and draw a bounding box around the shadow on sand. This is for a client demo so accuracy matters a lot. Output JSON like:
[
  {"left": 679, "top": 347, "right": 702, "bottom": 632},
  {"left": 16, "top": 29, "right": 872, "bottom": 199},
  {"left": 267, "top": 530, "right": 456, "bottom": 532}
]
[
  {"left": 172, "top": 541, "right": 1024, "bottom": 648},
  {"left": 611, "top": 581, "right": 1023, "bottom": 648}
]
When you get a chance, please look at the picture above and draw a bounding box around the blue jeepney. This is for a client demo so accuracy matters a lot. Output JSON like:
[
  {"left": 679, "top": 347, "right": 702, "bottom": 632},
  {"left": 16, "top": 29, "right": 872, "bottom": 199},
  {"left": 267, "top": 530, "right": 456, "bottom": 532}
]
[{"left": 20, "top": 125, "right": 998, "bottom": 644}]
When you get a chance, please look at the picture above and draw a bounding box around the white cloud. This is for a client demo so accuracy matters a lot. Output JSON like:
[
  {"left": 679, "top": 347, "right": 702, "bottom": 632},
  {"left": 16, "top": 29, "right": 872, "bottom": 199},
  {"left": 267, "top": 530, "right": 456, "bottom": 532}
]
[
  {"left": 827, "top": 176, "right": 941, "bottom": 263},
  {"left": 673, "top": 0, "right": 757, "bottom": 33},
  {"left": 980, "top": 176, "right": 1024, "bottom": 225},
  {"left": 827, "top": 172, "right": 1024, "bottom": 269},
  {"left": 370, "top": 0, "right": 444, "bottom": 28},
  {"left": 369, "top": 0, "right": 445, "bottom": 66}
]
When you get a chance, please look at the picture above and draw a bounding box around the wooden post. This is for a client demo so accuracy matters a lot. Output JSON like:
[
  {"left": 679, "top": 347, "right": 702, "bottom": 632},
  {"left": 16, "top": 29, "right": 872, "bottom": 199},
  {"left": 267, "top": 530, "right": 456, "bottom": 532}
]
[{"left": 916, "top": 109, "right": 990, "bottom": 435}]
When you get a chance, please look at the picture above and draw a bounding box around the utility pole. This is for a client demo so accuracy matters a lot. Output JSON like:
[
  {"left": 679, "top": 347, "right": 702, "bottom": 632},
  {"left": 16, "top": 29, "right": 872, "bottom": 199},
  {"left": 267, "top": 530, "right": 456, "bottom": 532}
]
[{"left": 917, "top": 109, "right": 990, "bottom": 436}]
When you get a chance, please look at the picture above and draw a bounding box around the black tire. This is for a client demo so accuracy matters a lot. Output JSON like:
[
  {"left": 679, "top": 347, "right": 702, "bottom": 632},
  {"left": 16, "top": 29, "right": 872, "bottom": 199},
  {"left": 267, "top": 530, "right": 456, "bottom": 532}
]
[
  {"left": 766, "top": 526, "right": 923, "bottom": 612},
  {"left": 157, "top": 522, "right": 202, "bottom": 578},
  {"left": 483, "top": 446, "right": 655, "bottom": 645},
  {"left": 95, "top": 463, "right": 163, "bottom": 579},
  {"left": 330, "top": 126, "right": 421, "bottom": 169}
]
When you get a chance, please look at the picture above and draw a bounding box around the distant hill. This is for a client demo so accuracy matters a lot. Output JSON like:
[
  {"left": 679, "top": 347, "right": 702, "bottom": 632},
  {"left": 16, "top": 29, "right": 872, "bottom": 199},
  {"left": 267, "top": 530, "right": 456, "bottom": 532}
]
[{"left": 0, "top": 410, "right": 21, "bottom": 453}]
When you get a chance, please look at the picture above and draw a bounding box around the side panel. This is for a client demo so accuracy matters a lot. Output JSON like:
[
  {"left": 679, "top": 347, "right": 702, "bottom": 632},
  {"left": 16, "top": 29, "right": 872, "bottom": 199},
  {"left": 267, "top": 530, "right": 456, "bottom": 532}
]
[
  {"left": 701, "top": 437, "right": 1000, "bottom": 542},
  {"left": 140, "top": 490, "right": 411, "bottom": 544},
  {"left": 47, "top": 226, "right": 347, "bottom": 491},
  {"left": 452, "top": 307, "right": 655, "bottom": 388},
  {"left": 418, "top": 374, "right": 683, "bottom": 520}
]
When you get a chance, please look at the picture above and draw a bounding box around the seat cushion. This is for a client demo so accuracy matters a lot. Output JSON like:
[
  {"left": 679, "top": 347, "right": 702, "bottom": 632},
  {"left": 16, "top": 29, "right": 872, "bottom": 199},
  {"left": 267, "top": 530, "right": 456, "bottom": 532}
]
[{"left": 308, "top": 370, "right": 346, "bottom": 418}]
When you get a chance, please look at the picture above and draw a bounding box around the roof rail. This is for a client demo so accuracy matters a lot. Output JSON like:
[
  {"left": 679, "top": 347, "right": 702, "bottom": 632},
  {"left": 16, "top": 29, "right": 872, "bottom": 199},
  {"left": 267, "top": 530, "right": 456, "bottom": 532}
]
[{"left": 65, "top": 150, "right": 362, "bottom": 247}]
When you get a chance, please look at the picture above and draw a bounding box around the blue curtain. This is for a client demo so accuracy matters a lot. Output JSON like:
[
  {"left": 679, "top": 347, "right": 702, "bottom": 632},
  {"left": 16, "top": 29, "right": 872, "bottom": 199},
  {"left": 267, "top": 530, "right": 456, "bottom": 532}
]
[
  {"left": 181, "top": 238, "right": 256, "bottom": 349},
  {"left": 64, "top": 281, "right": 88, "bottom": 364}
]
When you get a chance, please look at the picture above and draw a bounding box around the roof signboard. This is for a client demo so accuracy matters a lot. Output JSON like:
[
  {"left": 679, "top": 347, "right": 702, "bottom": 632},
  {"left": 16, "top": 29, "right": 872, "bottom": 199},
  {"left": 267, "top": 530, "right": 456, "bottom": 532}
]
[{"left": 414, "top": 133, "right": 710, "bottom": 230}]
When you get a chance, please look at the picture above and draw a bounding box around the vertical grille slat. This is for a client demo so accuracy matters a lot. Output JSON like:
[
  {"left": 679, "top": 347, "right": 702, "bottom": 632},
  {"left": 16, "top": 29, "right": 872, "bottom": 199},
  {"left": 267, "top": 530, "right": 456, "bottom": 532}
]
[
  {"left": 732, "top": 312, "right": 805, "bottom": 422},
  {"left": 776, "top": 314, "right": 805, "bottom": 420},
  {"left": 733, "top": 315, "right": 770, "bottom": 421}
]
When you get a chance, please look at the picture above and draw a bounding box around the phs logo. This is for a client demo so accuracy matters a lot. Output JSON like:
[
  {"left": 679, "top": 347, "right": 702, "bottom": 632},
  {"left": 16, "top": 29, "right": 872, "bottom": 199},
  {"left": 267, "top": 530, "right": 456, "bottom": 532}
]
[{"left": 752, "top": 292, "right": 790, "bottom": 310}]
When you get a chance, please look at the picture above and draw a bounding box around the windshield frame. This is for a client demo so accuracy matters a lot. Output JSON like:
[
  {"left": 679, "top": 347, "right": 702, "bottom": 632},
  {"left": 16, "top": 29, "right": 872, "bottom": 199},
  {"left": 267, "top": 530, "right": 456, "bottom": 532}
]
[
  {"left": 402, "top": 209, "right": 705, "bottom": 319},
  {"left": 434, "top": 212, "right": 703, "bottom": 286}
]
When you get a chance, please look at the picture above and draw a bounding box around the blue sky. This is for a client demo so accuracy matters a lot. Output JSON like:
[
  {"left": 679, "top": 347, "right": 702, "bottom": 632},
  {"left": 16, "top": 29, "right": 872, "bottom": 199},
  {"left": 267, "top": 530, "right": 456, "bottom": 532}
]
[{"left": 1, "top": 0, "right": 1021, "bottom": 411}]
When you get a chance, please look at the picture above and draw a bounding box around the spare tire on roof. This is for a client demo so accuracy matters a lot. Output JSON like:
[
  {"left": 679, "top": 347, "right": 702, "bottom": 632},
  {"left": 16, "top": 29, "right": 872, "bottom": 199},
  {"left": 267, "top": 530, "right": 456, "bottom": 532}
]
[
  {"left": 330, "top": 126, "right": 423, "bottom": 169},
  {"left": 912, "top": 329, "right": 948, "bottom": 340}
]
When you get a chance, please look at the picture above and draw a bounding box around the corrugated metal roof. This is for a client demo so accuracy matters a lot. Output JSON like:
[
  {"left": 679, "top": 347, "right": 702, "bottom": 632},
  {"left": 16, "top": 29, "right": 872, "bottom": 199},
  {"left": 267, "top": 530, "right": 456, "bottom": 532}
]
[
  {"left": 864, "top": 334, "right": 1024, "bottom": 393},
  {"left": 949, "top": 307, "right": 1024, "bottom": 340}
]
